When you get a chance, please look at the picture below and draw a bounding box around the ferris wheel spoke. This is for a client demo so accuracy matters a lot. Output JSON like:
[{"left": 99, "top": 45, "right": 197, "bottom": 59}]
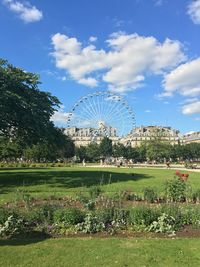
[
  {"left": 66, "top": 91, "right": 135, "bottom": 137},
  {"left": 105, "top": 103, "right": 127, "bottom": 124},
  {"left": 79, "top": 99, "right": 98, "bottom": 121},
  {"left": 83, "top": 96, "right": 100, "bottom": 120},
  {"left": 86, "top": 97, "right": 99, "bottom": 119}
]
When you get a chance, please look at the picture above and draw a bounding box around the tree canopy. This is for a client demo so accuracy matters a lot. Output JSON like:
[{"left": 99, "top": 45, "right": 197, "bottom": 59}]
[
  {"left": 0, "top": 58, "right": 60, "bottom": 144},
  {"left": 0, "top": 58, "right": 75, "bottom": 162}
]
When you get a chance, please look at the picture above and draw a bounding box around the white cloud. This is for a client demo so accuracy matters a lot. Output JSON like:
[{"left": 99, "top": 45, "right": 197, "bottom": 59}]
[
  {"left": 145, "top": 110, "right": 151, "bottom": 113},
  {"left": 89, "top": 36, "right": 97, "bottom": 42},
  {"left": 182, "top": 101, "right": 200, "bottom": 114},
  {"left": 51, "top": 32, "right": 185, "bottom": 93},
  {"left": 154, "top": 0, "right": 166, "bottom": 7},
  {"left": 3, "top": 0, "right": 43, "bottom": 23},
  {"left": 187, "top": 0, "right": 200, "bottom": 24},
  {"left": 51, "top": 107, "right": 69, "bottom": 125},
  {"left": 162, "top": 58, "right": 200, "bottom": 97},
  {"left": 78, "top": 77, "right": 98, "bottom": 87}
]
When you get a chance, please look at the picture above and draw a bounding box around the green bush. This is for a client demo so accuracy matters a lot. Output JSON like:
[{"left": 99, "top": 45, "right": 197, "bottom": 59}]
[
  {"left": 165, "top": 176, "right": 187, "bottom": 202},
  {"left": 129, "top": 206, "right": 160, "bottom": 227},
  {"left": 148, "top": 213, "right": 176, "bottom": 234},
  {"left": 75, "top": 212, "right": 105, "bottom": 234},
  {"left": 53, "top": 208, "right": 85, "bottom": 225},
  {"left": 122, "top": 190, "right": 142, "bottom": 201},
  {"left": 160, "top": 204, "right": 183, "bottom": 229},
  {"left": 181, "top": 206, "right": 200, "bottom": 226},
  {"left": 37, "top": 204, "right": 59, "bottom": 223},
  {"left": 143, "top": 188, "right": 157, "bottom": 203},
  {"left": 192, "top": 189, "right": 200, "bottom": 203},
  {"left": 0, "top": 207, "right": 11, "bottom": 224},
  {"left": 89, "top": 185, "right": 102, "bottom": 199},
  {"left": 95, "top": 208, "right": 114, "bottom": 225},
  {"left": 0, "top": 214, "right": 24, "bottom": 237}
]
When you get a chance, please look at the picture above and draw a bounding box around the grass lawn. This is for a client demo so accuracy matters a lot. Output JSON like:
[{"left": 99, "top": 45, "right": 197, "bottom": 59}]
[
  {"left": 0, "top": 167, "right": 200, "bottom": 267},
  {"left": 0, "top": 237, "right": 200, "bottom": 267},
  {"left": 0, "top": 167, "right": 199, "bottom": 203}
]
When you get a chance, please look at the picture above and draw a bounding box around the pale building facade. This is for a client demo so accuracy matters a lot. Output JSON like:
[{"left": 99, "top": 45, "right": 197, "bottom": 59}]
[
  {"left": 183, "top": 132, "right": 200, "bottom": 144},
  {"left": 65, "top": 125, "right": 185, "bottom": 147}
]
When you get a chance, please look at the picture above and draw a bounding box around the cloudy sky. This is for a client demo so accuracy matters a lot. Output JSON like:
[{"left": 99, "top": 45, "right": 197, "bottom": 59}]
[{"left": 1, "top": 0, "right": 200, "bottom": 133}]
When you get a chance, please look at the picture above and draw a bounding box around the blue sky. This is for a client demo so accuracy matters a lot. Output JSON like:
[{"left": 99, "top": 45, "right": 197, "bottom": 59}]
[{"left": 0, "top": 0, "right": 200, "bottom": 134}]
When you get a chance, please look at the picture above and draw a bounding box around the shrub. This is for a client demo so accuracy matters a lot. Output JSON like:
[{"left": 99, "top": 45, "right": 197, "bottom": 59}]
[
  {"left": 122, "top": 190, "right": 142, "bottom": 201},
  {"left": 165, "top": 176, "right": 187, "bottom": 202},
  {"left": 37, "top": 204, "right": 59, "bottom": 223},
  {"left": 53, "top": 208, "right": 85, "bottom": 225},
  {"left": 84, "top": 200, "right": 95, "bottom": 210},
  {"left": 148, "top": 213, "right": 176, "bottom": 234},
  {"left": 75, "top": 212, "right": 105, "bottom": 234},
  {"left": 89, "top": 185, "right": 103, "bottom": 199},
  {"left": 95, "top": 208, "right": 114, "bottom": 225},
  {"left": 0, "top": 207, "right": 10, "bottom": 224},
  {"left": 0, "top": 214, "right": 24, "bottom": 237},
  {"left": 143, "top": 188, "right": 157, "bottom": 203},
  {"left": 181, "top": 206, "right": 200, "bottom": 226},
  {"left": 160, "top": 204, "right": 183, "bottom": 229},
  {"left": 192, "top": 189, "right": 200, "bottom": 203},
  {"left": 129, "top": 206, "right": 160, "bottom": 227}
]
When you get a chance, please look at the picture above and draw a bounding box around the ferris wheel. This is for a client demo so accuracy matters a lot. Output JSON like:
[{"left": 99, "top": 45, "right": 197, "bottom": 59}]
[{"left": 66, "top": 91, "right": 136, "bottom": 137}]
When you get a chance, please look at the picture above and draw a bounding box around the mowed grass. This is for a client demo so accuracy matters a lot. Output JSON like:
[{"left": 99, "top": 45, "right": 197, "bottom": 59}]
[
  {"left": 0, "top": 167, "right": 199, "bottom": 203},
  {"left": 0, "top": 237, "right": 200, "bottom": 267},
  {"left": 0, "top": 167, "right": 200, "bottom": 267}
]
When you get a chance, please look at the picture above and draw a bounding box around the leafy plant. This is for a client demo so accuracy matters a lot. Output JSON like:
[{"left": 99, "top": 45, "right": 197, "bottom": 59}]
[
  {"left": 192, "top": 189, "right": 200, "bottom": 203},
  {"left": 143, "top": 187, "right": 157, "bottom": 203},
  {"left": 53, "top": 208, "right": 85, "bottom": 225},
  {"left": 148, "top": 213, "right": 176, "bottom": 235},
  {"left": 75, "top": 212, "right": 105, "bottom": 234},
  {"left": 0, "top": 215, "right": 24, "bottom": 237},
  {"left": 129, "top": 206, "right": 160, "bottom": 227},
  {"left": 88, "top": 185, "right": 103, "bottom": 199},
  {"left": 165, "top": 176, "right": 187, "bottom": 202}
]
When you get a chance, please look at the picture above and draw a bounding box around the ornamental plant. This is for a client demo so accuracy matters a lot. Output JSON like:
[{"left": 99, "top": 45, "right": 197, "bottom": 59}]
[
  {"left": 148, "top": 213, "right": 176, "bottom": 234},
  {"left": 165, "top": 176, "right": 187, "bottom": 202},
  {"left": 0, "top": 215, "right": 24, "bottom": 237}
]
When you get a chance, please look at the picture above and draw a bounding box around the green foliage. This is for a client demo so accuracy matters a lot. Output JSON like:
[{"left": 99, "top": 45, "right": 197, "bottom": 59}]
[
  {"left": 14, "top": 189, "right": 33, "bottom": 210},
  {"left": 129, "top": 206, "right": 160, "bottom": 227},
  {"left": 0, "top": 207, "right": 10, "bottom": 225},
  {"left": 86, "top": 143, "right": 100, "bottom": 162},
  {"left": 192, "top": 189, "right": 200, "bottom": 203},
  {"left": 37, "top": 204, "right": 59, "bottom": 223},
  {"left": 143, "top": 187, "right": 157, "bottom": 203},
  {"left": 0, "top": 214, "right": 24, "bottom": 237},
  {"left": 0, "top": 58, "right": 60, "bottom": 144},
  {"left": 160, "top": 205, "right": 183, "bottom": 228},
  {"left": 75, "top": 146, "right": 87, "bottom": 162},
  {"left": 89, "top": 185, "right": 103, "bottom": 199},
  {"left": 75, "top": 212, "right": 105, "bottom": 233},
  {"left": 95, "top": 208, "right": 114, "bottom": 225},
  {"left": 165, "top": 176, "right": 187, "bottom": 202},
  {"left": 148, "top": 213, "right": 176, "bottom": 234},
  {"left": 99, "top": 137, "right": 112, "bottom": 158},
  {"left": 53, "top": 208, "right": 85, "bottom": 225},
  {"left": 112, "top": 143, "right": 126, "bottom": 158}
]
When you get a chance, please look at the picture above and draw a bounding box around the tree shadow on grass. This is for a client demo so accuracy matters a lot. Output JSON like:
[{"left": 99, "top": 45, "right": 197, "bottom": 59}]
[
  {"left": 0, "top": 232, "right": 50, "bottom": 246},
  {"left": 0, "top": 169, "right": 153, "bottom": 192}
]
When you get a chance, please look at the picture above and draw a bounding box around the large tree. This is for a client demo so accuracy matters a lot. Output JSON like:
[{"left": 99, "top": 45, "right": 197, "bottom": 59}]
[
  {"left": 99, "top": 137, "right": 112, "bottom": 158},
  {"left": 0, "top": 59, "right": 60, "bottom": 144}
]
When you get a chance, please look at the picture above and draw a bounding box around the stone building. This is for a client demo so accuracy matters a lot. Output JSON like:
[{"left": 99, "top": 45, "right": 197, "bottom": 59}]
[
  {"left": 64, "top": 124, "right": 119, "bottom": 147},
  {"left": 121, "top": 126, "right": 182, "bottom": 147},
  {"left": 65, "top": 125, "right": 183, "bottom": 147},
  {"left": 183, "top": 132, "right": 200, "bottom": 144}
]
